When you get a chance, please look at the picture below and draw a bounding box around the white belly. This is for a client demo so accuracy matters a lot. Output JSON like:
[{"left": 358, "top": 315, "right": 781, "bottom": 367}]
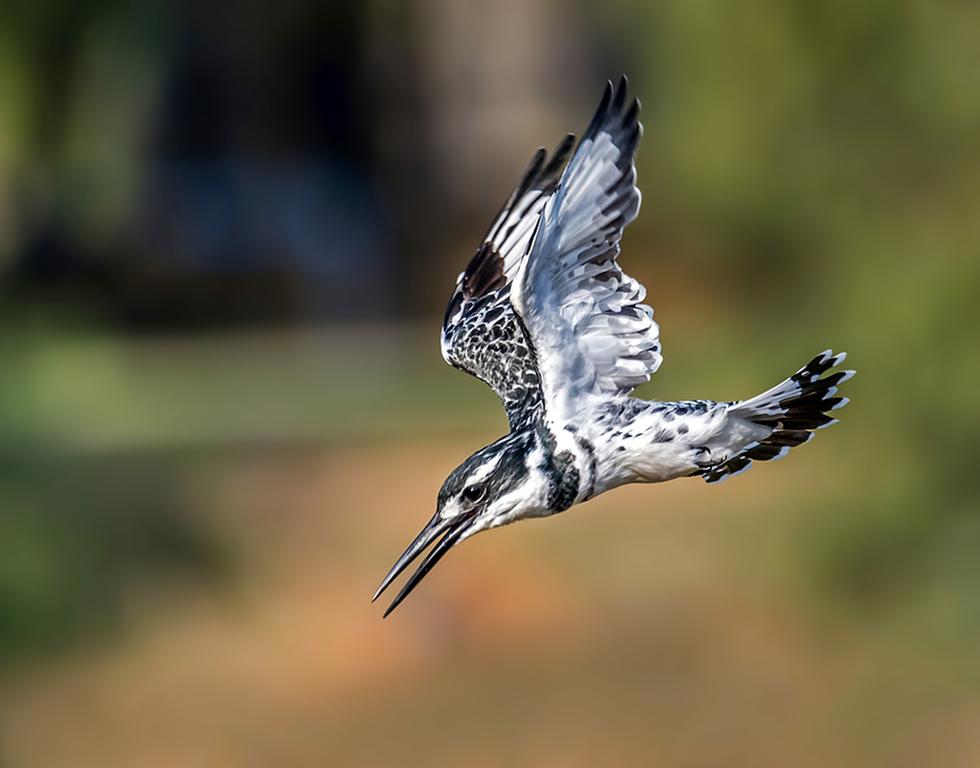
[{"left": 585, "top": 398, "right": 768, "bottom": 494}]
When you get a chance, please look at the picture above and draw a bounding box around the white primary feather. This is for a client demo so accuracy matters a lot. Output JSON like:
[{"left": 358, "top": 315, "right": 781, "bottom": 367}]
[{"left": 514, "top": 77, "right": 661, "bottom": 421}]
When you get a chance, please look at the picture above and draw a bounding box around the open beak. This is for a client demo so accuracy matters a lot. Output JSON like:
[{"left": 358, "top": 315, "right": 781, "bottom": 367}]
[{"left": 372, "top": 509, "right": 478, "bottom": 618}]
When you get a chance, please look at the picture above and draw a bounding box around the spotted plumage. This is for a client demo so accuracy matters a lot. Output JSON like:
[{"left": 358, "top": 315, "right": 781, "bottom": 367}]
[
  {"left": 441, "top": 134, "right": 574, "bottom": 429},
  {"left": 374, "top": 77, "right": 855, "bottom": 617}
]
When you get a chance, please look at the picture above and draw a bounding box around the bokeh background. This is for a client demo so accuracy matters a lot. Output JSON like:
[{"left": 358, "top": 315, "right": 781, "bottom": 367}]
[{"left": 2, "top": 1, "right": 979, "bottom": 765}]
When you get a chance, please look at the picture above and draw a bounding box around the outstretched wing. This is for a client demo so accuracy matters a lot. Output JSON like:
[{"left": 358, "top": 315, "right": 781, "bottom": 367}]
[
  {"left": 440, "top": 135, "right": 575, "bottom": 429},
  {"left": 515, "top": 77, "right": 661, "bottom": 421}
]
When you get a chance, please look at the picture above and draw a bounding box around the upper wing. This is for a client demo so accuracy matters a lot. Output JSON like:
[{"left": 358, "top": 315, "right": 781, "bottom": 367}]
[
  {"left": 440, "top": 135, "right": 575, "bottom": 429},
  {"left": 514, "top": 77, "right": 661, "bottom": 421}
]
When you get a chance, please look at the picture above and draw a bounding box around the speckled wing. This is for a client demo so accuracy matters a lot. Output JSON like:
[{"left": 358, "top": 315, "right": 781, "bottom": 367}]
[
  {"left": 440, "top": 135, "right": 575, "bottom": 429},
  {"left": 515, "top": 77, "right": 662, "bottom": 421}
]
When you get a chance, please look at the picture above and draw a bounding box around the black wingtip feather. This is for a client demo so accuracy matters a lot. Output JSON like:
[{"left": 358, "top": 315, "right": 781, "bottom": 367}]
[
  {"left": 519, "top": 148, "right": 548, "bottom": 194},
  {"left": 542, "top": 134, "right": 576, "bottom": 180},
  {"left": 612, "top": 75, "right": 628, "bottom": 112},
  {"left": 583, "top": 80, "right": 614, "bottom": 141},
  {"left": 621, "top": 98, "right": 640, "bottom": 131},
  {"left": 484, "top": 135, "right": 577, "bottom": 245},
  {"left": 576, "top": 78, "right": 643, "bottom": 179}
]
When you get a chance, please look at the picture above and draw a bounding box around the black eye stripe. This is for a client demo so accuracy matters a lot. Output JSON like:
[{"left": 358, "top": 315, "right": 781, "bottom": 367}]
[{"left": 438, "top": 432, "right": 533, "bottom": 510}]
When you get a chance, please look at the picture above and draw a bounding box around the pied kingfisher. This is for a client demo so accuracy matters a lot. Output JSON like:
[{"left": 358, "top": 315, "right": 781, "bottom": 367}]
[{"left": 374, "top": 77, "right": 854, "bottom": 617}]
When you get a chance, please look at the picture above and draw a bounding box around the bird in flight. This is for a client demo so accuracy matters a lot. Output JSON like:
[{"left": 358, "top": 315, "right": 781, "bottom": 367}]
[{"left": 374, "top": 76, "right": 853, "bottom": 617}]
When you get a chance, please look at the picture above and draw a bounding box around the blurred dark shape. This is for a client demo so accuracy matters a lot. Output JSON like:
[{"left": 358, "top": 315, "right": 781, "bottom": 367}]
[
  {"left": 4, "top": 0, "right": 604, "bottom": 329},
  {"left": 11, "top": 2, "right": 390, "bottom": 327}
]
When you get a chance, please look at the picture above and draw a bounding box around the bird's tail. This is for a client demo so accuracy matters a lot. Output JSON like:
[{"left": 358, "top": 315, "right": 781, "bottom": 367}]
[{"left": 698, "top": 350, "right": 855, "bottom": 483}]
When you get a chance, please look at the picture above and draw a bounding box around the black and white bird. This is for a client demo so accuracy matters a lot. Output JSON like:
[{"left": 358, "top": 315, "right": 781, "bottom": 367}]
[{"left": 374, "top": 77, "right": 853, "bottom": 617}]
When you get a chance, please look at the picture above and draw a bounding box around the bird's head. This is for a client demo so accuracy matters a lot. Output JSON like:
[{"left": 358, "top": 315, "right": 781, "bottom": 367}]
[{"left": 373, "top": 431, "right": 550, "bottom": 616}]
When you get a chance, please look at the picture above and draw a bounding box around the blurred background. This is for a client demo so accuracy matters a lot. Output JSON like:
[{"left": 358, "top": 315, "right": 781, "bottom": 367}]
[{"left": 1, "top": 0, "right": 979, "bottom": 765}]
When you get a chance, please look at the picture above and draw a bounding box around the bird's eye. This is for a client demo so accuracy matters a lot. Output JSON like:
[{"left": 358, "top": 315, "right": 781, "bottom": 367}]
[{"left": 461, "top": 484, "right": 485, "bottom": 505}]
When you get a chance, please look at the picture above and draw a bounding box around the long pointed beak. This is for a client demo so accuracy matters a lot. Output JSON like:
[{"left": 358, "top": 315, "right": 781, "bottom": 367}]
[{"left": 373, "top": 510, "right": 477, "bottom": 617}]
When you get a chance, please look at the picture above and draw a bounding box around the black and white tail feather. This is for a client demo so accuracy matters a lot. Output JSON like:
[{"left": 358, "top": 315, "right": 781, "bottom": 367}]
[{"left": 697, "top": 350, "right": 855, "bottom": 483}]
